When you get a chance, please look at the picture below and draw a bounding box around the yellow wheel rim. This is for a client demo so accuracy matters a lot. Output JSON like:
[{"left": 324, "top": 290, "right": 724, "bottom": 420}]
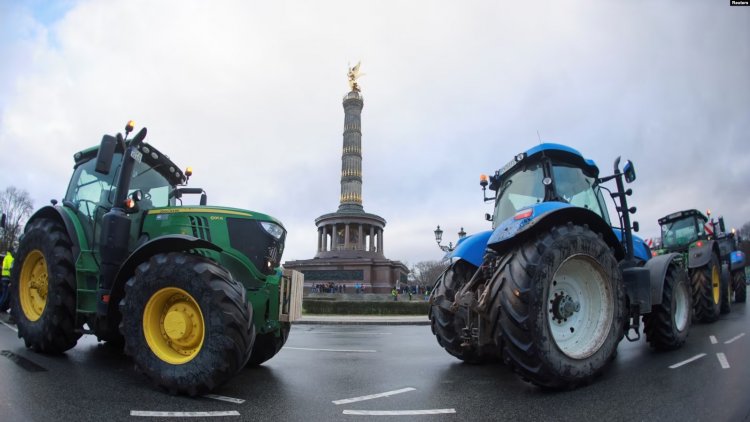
[
  {"left": 19, "top": 250, "right": 48, "bottom": 321},
  {"left": 711, "top": 265, "right": 720, "bottom": 305},
  {"left": 143, "top": 287, "right": 205, "bottom": 364}
]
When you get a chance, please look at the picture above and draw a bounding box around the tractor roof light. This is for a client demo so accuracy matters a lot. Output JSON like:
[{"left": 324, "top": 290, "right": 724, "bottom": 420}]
[
  {"left": 480, "top": 174, "right": 488, "bottom": 188},
  {"left": 126, "top": 120, "right": 135, "bottom": 134},
  {"left": 186, "top": 167, "right": 193, "bottom": 177}
]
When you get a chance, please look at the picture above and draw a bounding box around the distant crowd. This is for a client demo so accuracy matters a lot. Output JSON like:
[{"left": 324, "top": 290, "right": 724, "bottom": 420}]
[{"left": 307, "top": 283, "right": 431, "bottom": 296}]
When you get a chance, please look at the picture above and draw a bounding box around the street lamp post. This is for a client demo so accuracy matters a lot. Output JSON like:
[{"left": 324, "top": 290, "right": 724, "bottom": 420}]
[{"left": 434, "top": 225, "right": 467, "bottom": 252}]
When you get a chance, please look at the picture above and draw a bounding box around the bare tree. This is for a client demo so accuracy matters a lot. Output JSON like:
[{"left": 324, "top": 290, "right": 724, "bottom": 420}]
[
  {"left": 0, "top": 186, "right": 34, "bottom": 253},
  {"left": 410, "top": 260, "right": 449, "bottom": 287}
]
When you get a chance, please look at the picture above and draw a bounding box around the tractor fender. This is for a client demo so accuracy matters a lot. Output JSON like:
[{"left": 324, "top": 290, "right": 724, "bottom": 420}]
[
  {"left": 643, "top": 252, "right": 683, "bottom": 307},
  {"left": 26, "top": 205, "right": 86, "bottom": 258},
  {"left": 729, "top": 250, "right": 746, "bottom": 271},
  {"left": 687, "top": 240, "right": 719, "bottom": 269},
  {"left": 446, "top": 230, "right": 492, "bottom": 267},
  {"left": 107, "top": 235, "right": 222, "bottom": 313},
  {"left": 487, "top": 202, "right": 624, "bottom": 260}
]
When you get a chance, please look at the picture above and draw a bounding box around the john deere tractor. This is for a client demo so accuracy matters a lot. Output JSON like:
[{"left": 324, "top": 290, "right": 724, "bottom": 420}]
[
  {"left": 430, "top": 144, "right": 691, "bottom": 388},
  {"left": 10, "top": 122, "right": 302, "bottom": 395},
  {"left": 655, "top": 209, "right": 740, "bottom": 322}
]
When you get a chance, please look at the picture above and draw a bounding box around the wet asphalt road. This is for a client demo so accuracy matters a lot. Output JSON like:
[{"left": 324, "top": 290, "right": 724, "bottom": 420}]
[{"left": 0, "top": 305, "right": 749, "bottom": 422}]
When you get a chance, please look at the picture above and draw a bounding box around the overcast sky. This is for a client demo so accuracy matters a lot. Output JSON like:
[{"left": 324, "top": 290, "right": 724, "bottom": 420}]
[{"left": 1, "top": 1, "right": 748, "bottom": 267}]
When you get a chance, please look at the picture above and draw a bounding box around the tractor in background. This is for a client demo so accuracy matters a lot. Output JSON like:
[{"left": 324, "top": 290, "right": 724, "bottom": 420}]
[
  {"left": 430, "top": 143, "right": 690, "bottom": 389},
  {"left": 10, "top": 122, "right": 302, "bottom": 396},
  {"left": 655, "top": 209, "right": 745, "bottom": 321}
]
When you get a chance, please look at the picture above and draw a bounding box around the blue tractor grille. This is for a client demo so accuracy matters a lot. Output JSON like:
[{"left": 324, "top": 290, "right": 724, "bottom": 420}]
[{"left": 227, "top": 218, "right": 285, "bottom": 276}]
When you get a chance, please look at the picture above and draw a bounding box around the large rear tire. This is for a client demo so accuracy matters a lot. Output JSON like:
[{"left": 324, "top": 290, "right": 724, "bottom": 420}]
[
  {"left": 429, "top": 260, "right": 492, "bottom": 363},
  {"left": 691, "top": 253, "right": 721, "bottom": 323},
  {"left": 720, "top": 265, "right": 731, "bottom": 315},
  {"left": 10, "top": 218, "right": 81, "bottom": 353},
  {"left": 496, "top": 224, "right": 626, "bottom": 389},
  {"left": 732, "top": 270, "right": 746, "bottom": 303},
  {"left": 119, "top": 253, "right": 255, "bottom": 396},
  {"left": 247, "top": 323, "right": 290, "bottom": 366},
  {"left": 643, "top": 263, "right": 691, "bottom": 350}
]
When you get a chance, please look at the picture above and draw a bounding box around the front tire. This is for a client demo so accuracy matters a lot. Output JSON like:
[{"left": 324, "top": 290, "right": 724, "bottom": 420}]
[
  {"left": 429, "top": 260, "right": 491, "bottom": 363},
  {"left": 691, "top": 253, "right": 721, "bottom": 323},
  {"left": 643, "top": 263, "right": 691, "bottom": 350},
  {"left": 732, "top": 270, "right": 746, "bottom": 303},
  {"left": 119, "top": 253, "right": 255, "bottom": 396},
  {"left": 496, "top": 224, "right": 626, "bottom": 389},
  {"left": 11, "top": 218, "right": 81, "bottom": 353}
]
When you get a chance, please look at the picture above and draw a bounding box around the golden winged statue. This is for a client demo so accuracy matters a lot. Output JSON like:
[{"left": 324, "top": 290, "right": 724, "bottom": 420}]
[{"left": 347, "top": 61, "right": 364, "bottom": 92}]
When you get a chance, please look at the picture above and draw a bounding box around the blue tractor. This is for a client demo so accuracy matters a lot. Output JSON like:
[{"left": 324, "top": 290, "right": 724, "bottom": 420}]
[{"left": 429, "top": 144, "right": 692, "bottom": 388}]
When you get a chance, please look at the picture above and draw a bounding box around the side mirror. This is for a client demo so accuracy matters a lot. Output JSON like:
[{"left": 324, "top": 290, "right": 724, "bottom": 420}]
[
  {"left": 633, "top": 221, "right": 639, "bottom": 232},
  {"left": 0, "top": 213, "right": 5, "bottom": 229},
  {"left": 623, "top": 160, "right": 636, "bottom": 183},
  {"left": 95, "top": 135, "right": 117, "bottom": 175},
  {"left": 719, "top": 217, "right": 726, "bottom": 233},
  {"left": 200, "top": 193, "right": 207, "bottom": 206},
  {"left": 485, "top": 213, "right": 493, "bottom": 222}
]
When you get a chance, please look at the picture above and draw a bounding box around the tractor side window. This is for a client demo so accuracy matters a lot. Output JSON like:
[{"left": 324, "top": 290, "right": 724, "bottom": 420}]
[
  {"left": 552, "top": 165, "right": 605, "bottom": 220},
  {"left": 65, "top": 159, "right": 117, "bottom": 219},
  {"left": 493, "top": 162, "right": 545, "bottom": 224},
  {"left": 661, "top": 217, "right": 699, "bottom": 248}
]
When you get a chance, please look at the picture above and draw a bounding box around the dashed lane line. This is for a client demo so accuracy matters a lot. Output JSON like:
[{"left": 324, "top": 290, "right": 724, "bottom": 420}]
[
  {"left": 710, "top": 336, "right": 718, "bottom": 344},
  {"left": 724, "top": 333, "right": 746, "bottom": 344},
  {"left": 130, "top": 411, "right": 240, "bottom": 417},
  {"left": 342, "top": 409, "right": 457, "bottom": 416},
  {"left": 285, "top": 347, "right": 377, "bottom": 353},
  {"left": 716, "top": 353, "right": 730, "bottom": 369},
  {"left": 333, "top": 388, "right": 416, "bottom": 405},
  {"left": 669, "top": 353, "right": 706, "bottom": 369},
  {"left": 203, "top": 394, "right": 245, "bottom": 404}
]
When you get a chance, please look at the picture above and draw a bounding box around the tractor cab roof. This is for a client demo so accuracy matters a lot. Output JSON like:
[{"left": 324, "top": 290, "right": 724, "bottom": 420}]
[
  {"left": 658, "top": 209, "right": 707, "bottom": 225},
  {"left": 73, "top": 140, "right": 187, "bottom": 186},
  {"left": 490, "top": 143, "right": 599, "bottom": 190}
]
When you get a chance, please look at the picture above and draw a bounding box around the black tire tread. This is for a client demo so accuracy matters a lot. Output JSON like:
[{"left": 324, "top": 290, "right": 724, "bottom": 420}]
[
  {"left": 496, "top": 223, "right": 626, "bottom": 389},
  {"left": 119, "top": 252, "right": 255, "bottom": 396},
  {"left": 732, "top": 270, "right": 746, "bottom": 303},
  {"left": 247, "top": 323, "right": 290, "bottom": 366},
  {"left": 691, "top": 254, "right": 721, "bottom": 323},
  {"left": 11, "top": 218, "right": 81, "bottom": 353},
  {"left": 643, "top": 264, "right": 691, "bottom": 350}
]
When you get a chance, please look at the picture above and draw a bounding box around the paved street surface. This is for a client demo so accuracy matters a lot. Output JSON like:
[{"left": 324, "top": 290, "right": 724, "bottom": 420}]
[{"left": 0, "top": 305, "right": 749, "bottom": 421}]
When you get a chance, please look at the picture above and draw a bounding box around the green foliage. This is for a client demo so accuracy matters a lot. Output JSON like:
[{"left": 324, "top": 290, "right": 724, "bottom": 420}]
[{"left": 302, "top": 299, "right": 429, "bottom": 315}]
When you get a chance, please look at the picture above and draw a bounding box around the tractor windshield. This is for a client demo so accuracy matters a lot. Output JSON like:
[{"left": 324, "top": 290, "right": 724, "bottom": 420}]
[
  {"left": 552, "top": 164, "right": 610, "bottom": 225},
  {"left": 661, "top": 217, "right": 703, "bottom": 249},
  {"left": 130, "top": 161, "right": 174, "bottom": 208},
  {"left": 493, "top": 161, "right": 545, "bottom": 223}
]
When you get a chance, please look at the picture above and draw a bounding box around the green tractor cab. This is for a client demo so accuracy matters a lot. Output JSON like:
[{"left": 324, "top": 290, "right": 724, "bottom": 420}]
[{"left": 10, "top": 122, "right": 302, "bottom": 396}]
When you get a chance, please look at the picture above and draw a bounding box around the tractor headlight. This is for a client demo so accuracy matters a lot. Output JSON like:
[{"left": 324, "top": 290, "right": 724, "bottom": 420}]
[{"left": 261, "top": 221, "right": 285, "bottom": 239}]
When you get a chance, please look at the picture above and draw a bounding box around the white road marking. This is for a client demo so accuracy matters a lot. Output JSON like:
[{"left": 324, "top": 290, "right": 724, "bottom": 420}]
[
  {"left": 709, "top": 336, "right": 718, "bottom": 344},
  {"left": 0, "top": 321, "right": 18, "bottom": 333},
  {"left": 717, "top": 353, "right": 730, "bottom": 369},
  {"left": 724, "top": 333, "right": 746, "bottom": 344},
  {"left": 343, "top": 409, "right": 456, "bottom": 416},
  {"left": 669, "top": 353, "right": 706, "bottom": 369},
  {"left": 333, "top": 387, "right": 416, "bottom": 405},
  {"left": 203, "top": 394, "right": 245, "bottom": 404},
  {"left": 130, "top": 410, "right": 240, "bottom": 417},
  {"left": 284, "top": 347, "right": 376, "bottom": 353}
]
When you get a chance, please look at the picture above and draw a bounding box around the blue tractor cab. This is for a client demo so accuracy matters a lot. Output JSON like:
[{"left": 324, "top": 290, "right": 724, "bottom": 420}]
[{"left": 430, "top": 143, "right": 691, "bottom": 389}]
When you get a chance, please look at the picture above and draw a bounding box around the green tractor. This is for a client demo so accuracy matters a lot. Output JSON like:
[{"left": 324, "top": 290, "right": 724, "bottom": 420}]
[
  {"left": 10, "top": 122, "right": 302, "bottom": 395},
  {"left": 655, "top": 209, "right": 729, "bottom": 322}
]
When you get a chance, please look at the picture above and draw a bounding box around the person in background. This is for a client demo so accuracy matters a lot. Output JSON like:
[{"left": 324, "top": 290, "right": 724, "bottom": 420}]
[{"left": 1, "top": 249, "right": 14, "bottom": 315}]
